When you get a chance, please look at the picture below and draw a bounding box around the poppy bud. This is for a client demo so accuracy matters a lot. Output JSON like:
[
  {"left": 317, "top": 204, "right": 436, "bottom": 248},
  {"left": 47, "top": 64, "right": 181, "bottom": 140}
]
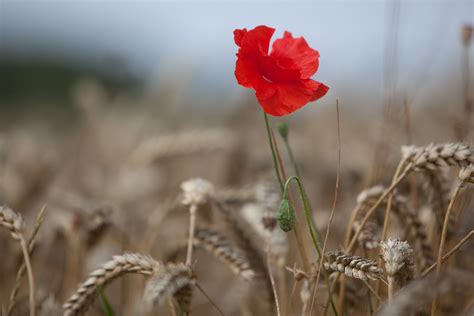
[
  {"left": 277, "top": 198, "right": 295, "bottom": 232},
  {"left": 276, "top": 122, "right": 289, "bottom": 140}
]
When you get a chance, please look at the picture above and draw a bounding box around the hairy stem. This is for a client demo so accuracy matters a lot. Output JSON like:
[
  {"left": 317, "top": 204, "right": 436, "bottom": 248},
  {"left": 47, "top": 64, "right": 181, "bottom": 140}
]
[
  {"left": 283, "top": 176, "right": 338, "bottom": 316},
  {"left": 263, "top": 112, "right": 284, "bottom": 191},
  {"left": 264, "top": 113, "right": 310, "bottom": 271}
]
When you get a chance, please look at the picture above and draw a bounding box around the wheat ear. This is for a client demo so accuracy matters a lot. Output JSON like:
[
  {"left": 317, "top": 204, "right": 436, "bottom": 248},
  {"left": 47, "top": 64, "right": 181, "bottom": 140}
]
[
  {"left": 213, "top": 200, "right": 275, "bottom": 314},
  {"left": 324, "top": 251, "right": 383, "bottom": 281},
  {"left": 63, "top": 253, "right": 160, "bottom": 316},
  {"left": 144, "top": 263, "right": 195, "bottom": 310},
  {"left": 380, "top": 239, "right": 415, "bottom": 304},
  {"left": 194, "top": 227, "right": 255, "bottom": 281},
  {"left": 0, "top": 206, "right": 36, "bottom": 316},
  {"left": 402, "top": 143, "right": 474, "bottom": 171}
]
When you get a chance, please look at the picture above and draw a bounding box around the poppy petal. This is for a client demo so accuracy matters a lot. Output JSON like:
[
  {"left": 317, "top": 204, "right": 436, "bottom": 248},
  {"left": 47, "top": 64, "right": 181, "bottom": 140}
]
[
  {"left": 259, "top": 55, "right": 302, "bottom": 82},
  {"left": 235, "top": 52, "right": 265, "bottom": 89},
  {"left": 256, "top": 80, "right": 318, "bottom": 116},
  {"left": 233, "top": 28, "right": 247, "bottom": 46},
  {"left": 310, "top": 81, "right": 329, "bottom": 101},
  {"left": 270, "top": 31, "right": 320, "bottom": 79},
  {"left": 237, "top": 25, "right": 275, "bottom": 55}
]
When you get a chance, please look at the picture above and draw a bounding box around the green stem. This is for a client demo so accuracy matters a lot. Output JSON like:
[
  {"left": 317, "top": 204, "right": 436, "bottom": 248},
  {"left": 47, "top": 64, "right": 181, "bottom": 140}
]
[
  {"left": 263, "top": 112, "right": 284, "bottom": 191},
  {"left": 283, "top": 139, "right": 301, "bottom": 179},
  {"left": 283, "top": 176, "right": 338, "bottom": 316}
]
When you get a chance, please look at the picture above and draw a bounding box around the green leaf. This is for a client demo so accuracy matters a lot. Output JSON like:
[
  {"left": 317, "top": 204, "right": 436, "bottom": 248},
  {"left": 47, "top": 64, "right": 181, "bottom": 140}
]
[
  {"left": 277, "top": 198, "right": 295, "bottom": 232},
  {"left": 97, "top": 286, "right": 115, "bottom": 316}
]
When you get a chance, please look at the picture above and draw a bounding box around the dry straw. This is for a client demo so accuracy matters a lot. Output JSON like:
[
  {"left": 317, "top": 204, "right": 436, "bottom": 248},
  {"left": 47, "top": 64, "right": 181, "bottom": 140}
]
[
  {"left": 324, "top": 251, "right": 383, "bottom": 281},
  {"left": 194, "top": 228, "right": 255, "bottom": 281},
  {"left": 63, "top": 253, "right": 160, "bottom": 316}
]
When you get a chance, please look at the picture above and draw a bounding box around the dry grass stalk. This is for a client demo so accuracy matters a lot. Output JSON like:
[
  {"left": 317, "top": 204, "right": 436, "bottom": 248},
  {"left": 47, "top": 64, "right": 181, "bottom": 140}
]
[
  {"left": 0, "top": 206, "right": 36, "bottom": 316},
  {"left": 380, "top": 239, "right": 415, "bottom": 303},
  {"left": 7, "top": 206, "right": 46, "bottom": 316},
  {"left": 324, "top": 251, "right": 383, "bottom": 281},
  {"left": 144, "top": 263, "right": 195, "bottom": 310},
  {"left": 422, "top": 230, "right": 473, "bottom": 277},
  {"left": 194, "top": 228, "right": 255, "bottom": 281},
  {"left": 355, "top": 186, "right": 433, "bottom": 267},
  {"left": 402, "top": 143, "right": 474, "bottom": 171},
  {"left": 63, "top": 253, "right": 161, "bottom": 316},
  {"left": 390, "top": 198, "right": 434, "bottom": 269},
  {"left": 432, "top": 172, "right": 470, "bottom": 315}
]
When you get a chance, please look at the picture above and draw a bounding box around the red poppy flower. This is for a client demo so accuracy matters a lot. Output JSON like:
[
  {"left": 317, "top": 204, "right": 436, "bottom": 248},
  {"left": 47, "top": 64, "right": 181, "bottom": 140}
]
[{"left": 234, "top": 25, "right": 329, "bottom": 116}]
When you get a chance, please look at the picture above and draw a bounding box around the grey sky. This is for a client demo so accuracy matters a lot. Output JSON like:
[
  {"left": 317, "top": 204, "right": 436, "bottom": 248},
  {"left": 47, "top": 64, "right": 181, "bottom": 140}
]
[{"left": 1, "top": 0, "right": 473, "bottom": 109}]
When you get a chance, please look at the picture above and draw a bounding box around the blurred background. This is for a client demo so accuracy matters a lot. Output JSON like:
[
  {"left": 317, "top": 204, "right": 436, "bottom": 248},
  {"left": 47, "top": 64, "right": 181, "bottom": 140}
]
[
  {"left": 0, "top": 1, "right": 473, "bottom": 315},
  {"left": 1, "top": 0, "right": 472, "bottom": 114}
]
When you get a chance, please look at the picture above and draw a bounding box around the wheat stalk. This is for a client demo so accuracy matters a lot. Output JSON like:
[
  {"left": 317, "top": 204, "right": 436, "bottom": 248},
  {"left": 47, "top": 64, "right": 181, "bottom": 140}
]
[
  {"left": 0, "top": 206, "right": 35, "bottom": 316},
  {"left": 324, "top": 251, "right": 383, "bottom": 281},
  {"left": 194, "top": 228, "right": 255, "bottom": 281},
  {"left": 63, "top": 253, "right": 160, "bottom": 316},
  {"left": 7, "top": 206, "right": 45, "bottom": 316},
  {"left": 180, "top": 178, "right": 214, "bottom": 268}
]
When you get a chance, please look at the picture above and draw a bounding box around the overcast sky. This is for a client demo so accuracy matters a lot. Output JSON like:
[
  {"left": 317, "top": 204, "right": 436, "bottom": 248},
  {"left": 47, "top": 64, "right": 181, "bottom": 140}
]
[{"left": 1, "top": 0, "right": 473, "bottom": 109}]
